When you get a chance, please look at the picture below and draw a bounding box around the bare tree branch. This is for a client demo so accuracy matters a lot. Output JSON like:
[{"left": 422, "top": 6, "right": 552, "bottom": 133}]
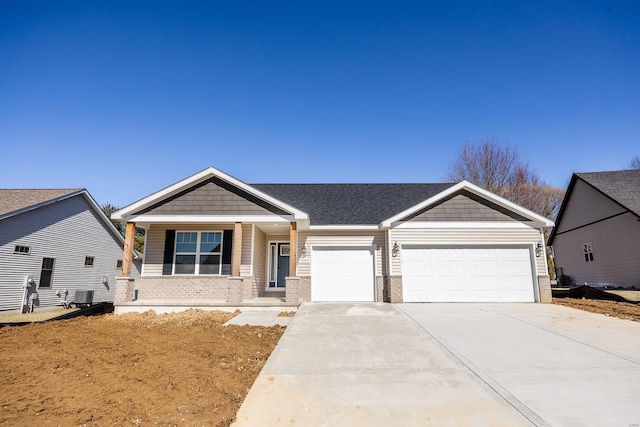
[{"left": 445, "top": 137, "right": 564, "bottom": 221}]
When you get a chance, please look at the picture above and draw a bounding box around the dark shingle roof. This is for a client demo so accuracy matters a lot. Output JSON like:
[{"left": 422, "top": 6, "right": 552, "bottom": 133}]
[
  {"left": 576, "top": 170, "right": 640, "bottom": 216},
  {"left": 252, "top": 183, "right": 455, "bottom": 225},
  {"left": 0, "top": 189, "right": 82, "bottom": 218}
]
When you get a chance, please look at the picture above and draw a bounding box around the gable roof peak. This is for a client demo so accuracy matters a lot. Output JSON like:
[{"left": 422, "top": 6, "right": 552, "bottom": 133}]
[{"left": 574, "top": 169, "right": 640, "bottom": 216}]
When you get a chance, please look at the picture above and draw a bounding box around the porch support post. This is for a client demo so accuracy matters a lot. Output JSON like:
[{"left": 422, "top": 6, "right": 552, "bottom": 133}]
[
  {"left": 233, "top": 222, "right": 242, "bottom": 276},
  {"left": 122, "top": 222, "right": 136, "bottom": 277},
  {"left": 289, "top": 222, "right": 297, "bottom": 276}
]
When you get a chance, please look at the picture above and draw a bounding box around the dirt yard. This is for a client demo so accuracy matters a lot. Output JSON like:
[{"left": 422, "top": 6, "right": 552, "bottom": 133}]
[
  {"left": 1, "top": 298, "right": 638, "bottom": 426},
  {"left": 0, "top": 310, "right": 285, "bottom": 426},
  {"left": 553, "top": 298, "right": 640, "bottom": 322}
]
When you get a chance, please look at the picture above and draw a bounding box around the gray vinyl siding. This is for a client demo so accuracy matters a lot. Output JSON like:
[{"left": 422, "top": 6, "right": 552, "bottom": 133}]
[
  {"left": 555, "top": 179, "right": 626, "bottom": 233},
  {"left": 134, "top": 179, "right": 287, "bottom": 217},
  {"left": 142, "top": 223, "right": 236, "bottom": 276},
  {"left": 389, "top": 227, "right": 545, "bottom": 276},
  {"left": 253, "top": 227, "right": 267, "bottom": 286},
  {"left": 297, "top": 231, "right": 386, "bottom": 277},
  {"left": 0, "top": 195, "right": 140, "bottom": 312},
  {"left": 406, "top": 191, "right": 528, "bottom": 222},
  {"left": 553, "top": 212, "right": 640, "bottom": 288}
]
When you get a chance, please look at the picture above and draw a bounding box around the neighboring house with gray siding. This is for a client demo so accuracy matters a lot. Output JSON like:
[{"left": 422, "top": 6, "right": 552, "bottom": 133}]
[
  {"left": 0, "top": 189, "right": 141, "bottom": 312},
  {"left": 112, "top": 166, "right": 554, "bottom": 312},
  {"left": 549, "top": 170, "right": 640, "bottom": 288}
]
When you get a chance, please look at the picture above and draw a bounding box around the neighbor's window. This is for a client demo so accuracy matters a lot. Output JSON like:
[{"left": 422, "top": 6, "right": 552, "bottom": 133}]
[
  {"left": 84, "top": 256, "right": 95, "bottom": 267},
  {"left": 174, "top": 231, "right": 222, "bottom": 275},
  {"left": 583, "top": 243, "right": 594, "bottom": 262},
  {"left": 40, "top": 257, "right": 55, "bottom": 288},
  {"left": 116, "top": 259, "right": 123, "bottom": 269},
  {"left": 14, "top": 245, "right": 31, "bottom": 254}
]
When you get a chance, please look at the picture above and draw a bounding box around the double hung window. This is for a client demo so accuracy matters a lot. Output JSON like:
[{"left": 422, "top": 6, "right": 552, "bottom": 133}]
[
  {"left": 40, "top": 258, "right": 55, "bottom": 288},
  {"left": 583, "top": 243, "right": 594, "bottom": 262},
  {"left": 174, "top": 231, "right": 223, "bottom": 274}
]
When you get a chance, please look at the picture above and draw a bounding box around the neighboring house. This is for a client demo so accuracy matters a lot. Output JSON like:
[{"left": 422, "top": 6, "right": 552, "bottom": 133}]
[
  {"left": 0, "top": 189, "right": 141, "bottom": 312},
  {"left": 112, "top": 167, "right": 554, "bottom": 310},
  {"left": 548, "top": 170, "right": 640, "bottom": 288}
]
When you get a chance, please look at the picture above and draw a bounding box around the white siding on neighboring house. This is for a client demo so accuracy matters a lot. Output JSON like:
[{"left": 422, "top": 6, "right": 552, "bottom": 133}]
[
  {"left": 555, "top": 180, "right": 626, "bottom": 233},
  {"left": 552, "top": 178, "right": 640, "bottom": 288},
  {"left": 0, "top": 195, "right": 140, "bottom": 312},
  {"left": 553, "top": 212, "right": 640, "bottom": 287}
]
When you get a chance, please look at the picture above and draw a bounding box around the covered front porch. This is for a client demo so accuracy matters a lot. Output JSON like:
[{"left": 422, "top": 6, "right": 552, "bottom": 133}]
[{"left": 115, "top": 220, "right": 306, "bottom": 313}]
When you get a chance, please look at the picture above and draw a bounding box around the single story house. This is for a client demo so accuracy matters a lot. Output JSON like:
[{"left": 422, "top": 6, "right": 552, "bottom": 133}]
[
  {"left": 112, "top": 166, "right": 554, "bottom": 310},
  {"left": 0, "top": 189, "right": 141, "bottom": 312},
  {"left": 548, "top": 170, "right": 640, "bottom": 288}
]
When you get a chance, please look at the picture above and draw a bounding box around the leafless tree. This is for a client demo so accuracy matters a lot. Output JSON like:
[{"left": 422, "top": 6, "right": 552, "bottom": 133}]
[
  {"left": 445, "top": 137, "right": 564, "bottom": 220},
  {"left": 627, "top": 155, "right": 640, "bottom": 170},
  {"left": 101, "top": 203, "right": 146, "bottom": 253}
]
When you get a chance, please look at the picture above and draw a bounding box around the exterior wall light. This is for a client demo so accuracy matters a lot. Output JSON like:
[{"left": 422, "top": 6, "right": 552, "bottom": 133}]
[
  {"left": 535, "top": 243, "right": 544, "bottom": 257},
  {"left": 392, "top": 241, "right": 400, "bottom": 257},
  {"left": 301, "top": 244, "right": 308, "bottom": 255}
]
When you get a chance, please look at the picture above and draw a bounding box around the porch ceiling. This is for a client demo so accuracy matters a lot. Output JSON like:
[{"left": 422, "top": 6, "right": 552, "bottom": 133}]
[{"left": 257, "top": 223, "right": 291, "bottom": 235}]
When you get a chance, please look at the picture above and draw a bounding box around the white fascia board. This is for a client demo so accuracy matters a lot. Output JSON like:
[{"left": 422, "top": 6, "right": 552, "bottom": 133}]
[
  {"left": 308, "top": 225, "right": 381, "bottom": 231},
  {"left": 112, "top": 166, "right": 309, "bottom": 221},
  {"left": 380, "top": 181, "right": 555, "bottom": 228},
  {"left": 125, "top": 214, "right": 295, "bottom": 224},
  {"left": 393, "top": 221, "right": 540, "bottom": 229}
]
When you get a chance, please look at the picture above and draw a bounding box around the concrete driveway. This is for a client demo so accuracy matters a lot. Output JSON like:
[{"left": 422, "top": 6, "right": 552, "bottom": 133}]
[{"left": 233, "top": 303, "right": 640, "bottom": 427}]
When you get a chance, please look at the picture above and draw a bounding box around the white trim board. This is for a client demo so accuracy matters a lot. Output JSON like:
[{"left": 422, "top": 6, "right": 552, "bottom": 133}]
[
  {"left": 393, "top": 221, "right": 541, "bottom": 229},
  {"left": 126, "top": 215, "right": 295, "bottom": 224}
]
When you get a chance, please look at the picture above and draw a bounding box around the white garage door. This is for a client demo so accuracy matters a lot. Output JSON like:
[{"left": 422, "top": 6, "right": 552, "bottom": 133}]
[
  {"left": 402, "top": 246, "right": 535, "bottom": 302},
  {"left": 311, "top": 247, "right": 375, "bottom": 302}
]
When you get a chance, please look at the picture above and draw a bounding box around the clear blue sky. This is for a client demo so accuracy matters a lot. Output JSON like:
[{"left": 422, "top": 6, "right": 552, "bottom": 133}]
[{"left": 2, "top": 1, "right": 639, "bottom": 208}]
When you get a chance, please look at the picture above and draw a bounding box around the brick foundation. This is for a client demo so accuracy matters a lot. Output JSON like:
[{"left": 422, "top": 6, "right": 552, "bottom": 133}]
[
  {"left": 388, "top": 276, "right": 403, "bottom": 303},
  {"left": 376, "top": 276, "right": 385, "bottom": 302},
  {"left": 286, "top": 276, "right": 311, "bottom": 303},
  {"left": 285, "top": 277, "right": 299, "bottom": 304},
  {"left": 228, "top": 277, "right": 244, "bottom": 304},
  {"left": 137, "top": 276, "right": 230, "bottom": 300},
  {"left": 115, "top": 277, "right": 135, "bottom": 304},
  {"left": 538, "top": 275, "right": 552, "bottom": 303}
]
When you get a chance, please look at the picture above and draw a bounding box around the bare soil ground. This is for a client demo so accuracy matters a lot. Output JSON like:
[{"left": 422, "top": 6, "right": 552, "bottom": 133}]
[
  {"left": 0, "top": 310, "right": 285, "bottom": 426},
  {"left": 553, "top": 298, "right": 640, "bottom": 322}
]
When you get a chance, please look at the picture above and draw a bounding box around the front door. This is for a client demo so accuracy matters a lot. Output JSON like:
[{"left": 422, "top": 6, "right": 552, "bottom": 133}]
[{"left": 268, "top": 242, "right": 289, "bottom": 288}]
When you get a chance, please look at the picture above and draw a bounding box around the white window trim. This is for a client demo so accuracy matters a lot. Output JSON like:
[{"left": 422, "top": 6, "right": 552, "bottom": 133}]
[{"left": 173, "top": 231, "right": 224, "bottom": 275}]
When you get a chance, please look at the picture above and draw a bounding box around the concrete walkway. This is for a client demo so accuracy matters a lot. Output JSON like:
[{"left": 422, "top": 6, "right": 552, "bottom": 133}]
[
  {"left": 224, "top": 310, "right": 292, "bottom": 327},
  {"left": 233, "top": 302, "right": 640, "bottom": 427}
]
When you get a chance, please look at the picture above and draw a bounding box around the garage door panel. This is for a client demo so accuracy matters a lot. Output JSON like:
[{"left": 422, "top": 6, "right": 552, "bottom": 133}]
[
  {"left": 403, "top": 247, "right": 535, "bottom": 302},
  {"left": 312, "top": 247, "right": 375, "bottom": 302}
]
